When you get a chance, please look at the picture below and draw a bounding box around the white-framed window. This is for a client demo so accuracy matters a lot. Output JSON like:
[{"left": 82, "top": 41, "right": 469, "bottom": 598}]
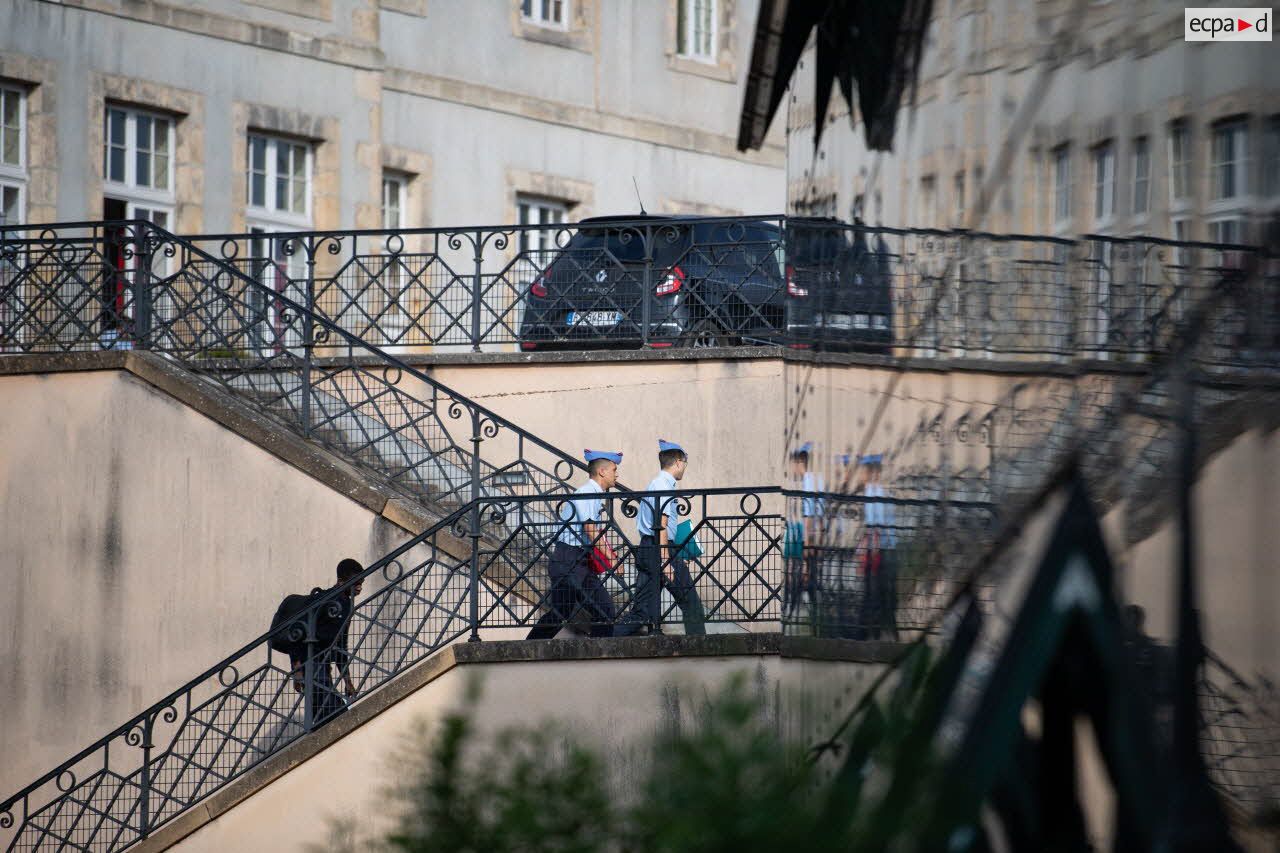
[
  {"left": 1171, "top": 217, "right": 1192, "bottom": 268},
  {"left": 1092, "top": 141, "right": 1115, "bottom": 224},
  {"left": 0, "top": 183, "right": 20, "bottom": 226},
  {"left": 244, "top": 223, "right": 307, "bottom": 354},
  {"left": 246, "top": 133, "right": 312, "bottom": 225},
  {"left": 517, "top": 195, "right": 568, "bottom": 254},
  {"left": 104, "top": 105, "right": 174, "bottom": 195},
  {"left": 677, "top": 0, "right": 717, "bottom": 62},
  {"left": 1132, "top": 136, "right": 1150, "bottom": 216},
  {"left": 1052, "top": 144, "right": 1071, "bottom": 225},
  {"left": 377, "top": 171, "right": 412, "bottom": 343},
  {"left": 954, "top": 171, "right": 965, "bottom": 225},
  {"left": 521, "top": 0, "right": 568, "bottom": 29},
  {"left": 1263, "top": 116, "right": 1280, "bottom": 198},
  {"left": 1168, "top": 119, "right": 1191, "bottom": 203},
  {"left": 1209, "top": 217, "right": 1243, "bottom": 246},
  {"left": 1, "top": 85, "right": 28, "bottom": 225},
  {"left": 919, "top": 175, "right": 937, "bottom": 228},
  {"left": 382, "top": 172, "right": 407, "bottom": 230},
  {"left": 103, "top": 105, "right": 176, "bottom": 236},
  {"left": 1211, "top": 117, "right": 1248, "bottom": 201}
]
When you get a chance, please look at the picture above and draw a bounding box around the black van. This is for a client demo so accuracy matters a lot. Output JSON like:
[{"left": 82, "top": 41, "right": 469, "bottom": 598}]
[{"left": 517, "top": 216, "right": 788, "bottom": 349}]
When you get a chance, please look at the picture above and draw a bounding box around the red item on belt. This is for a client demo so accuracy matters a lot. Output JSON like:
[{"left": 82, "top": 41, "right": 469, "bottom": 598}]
[{"left": 588, "top": 546, "right": 613, "bottom": 575}]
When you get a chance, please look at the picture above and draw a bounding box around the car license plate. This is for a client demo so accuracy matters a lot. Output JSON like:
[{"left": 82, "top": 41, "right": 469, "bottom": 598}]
[{"left": 568, "top": 311, "right": 620, "bottom": 327}]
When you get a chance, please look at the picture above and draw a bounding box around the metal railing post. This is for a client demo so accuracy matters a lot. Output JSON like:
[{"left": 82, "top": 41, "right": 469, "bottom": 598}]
[
  {"left": 302, "top": 609, "right": 317, "bottom": 731},
  {"left": 134, "top": 225, "right": 154, "bottom": 351},
  {"left": 641, "top": 225, "right": 652, "bottom": 347},
  {"left": 471, "top": 230, "right": 483, "bottom": 352},
  {"left": 302, "top": 237, "right": 316, "bottom": 438},
  {"left": 138, "top": 716, "right": 153, "bottom": 839},
  {"left": 469, "top": 409, "right": 483, "bottom": 641}
]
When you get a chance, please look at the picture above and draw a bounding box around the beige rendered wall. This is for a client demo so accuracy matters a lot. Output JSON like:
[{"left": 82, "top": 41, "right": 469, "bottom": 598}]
[
  {"left": 166, "top": 653, "right": 886, "bottom": 853},
  {"left": 0, "top": 370, "right": 424, "bottom": 799},
  {"left": 422, "top": 358, "right": 789, "bottom": 491},
  {"left": 1120, "top": 426, "right": 1280, "bottom": 682},
  {"left": 419, "top": 357, "right": 1043, "bottom": 494}
]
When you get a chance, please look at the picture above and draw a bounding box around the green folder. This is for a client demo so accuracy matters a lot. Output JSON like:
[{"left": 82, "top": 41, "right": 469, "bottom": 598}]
[{"left": 675, "top": 519, "right": 702, "bottom": 560}]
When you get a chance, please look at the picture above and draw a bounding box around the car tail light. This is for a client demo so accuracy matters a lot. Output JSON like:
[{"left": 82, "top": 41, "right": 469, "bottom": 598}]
[
  {"left": 656, "top": 266, "right": 685, "bottom": 296},
  {"left": 786, "top": 265, "right": 808, "bottom": 298},
  {"left": 520, "top": 342, "right": 538, "bottom": 350},
  {"left": 530, "top": 276, "right": 548, "bottom": 298}
]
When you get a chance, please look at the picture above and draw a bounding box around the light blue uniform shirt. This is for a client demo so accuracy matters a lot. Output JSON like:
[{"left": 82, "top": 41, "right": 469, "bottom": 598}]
[
  {"left": 801, "top": 471, "right": 825, "bottom": 518},
  {"left": 557, "top": 478, "right": 605, "bottom": 547},
  {"left": 863, "top": 482, "right": 896, "bottom": 548},
  {"left": 637, "top": 470, "right": 679, "bottom": 542}
]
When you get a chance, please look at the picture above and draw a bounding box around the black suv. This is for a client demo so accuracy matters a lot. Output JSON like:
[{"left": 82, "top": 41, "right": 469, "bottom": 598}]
[
  {"left": 517, "top": 216, "right": 789, "bottom": 349},
  {"left": 785, "top": 217, "right": 894, "bottom": 353}
]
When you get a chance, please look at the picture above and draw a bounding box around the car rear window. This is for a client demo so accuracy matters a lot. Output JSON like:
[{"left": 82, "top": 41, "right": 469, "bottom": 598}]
[
  {"left": 692, "top": 223, "right": 784, "bottom": 277},
  {"left": 789, "top": 231, "right": 849, "bottom": 265},
  {"left": 569, "top": 228, "right": 648, "bottom": 262}
]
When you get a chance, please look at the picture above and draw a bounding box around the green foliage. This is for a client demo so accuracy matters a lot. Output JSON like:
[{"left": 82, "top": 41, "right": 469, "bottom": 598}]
[
  {"left": 381, "top": 714, "right": 615, "bottom": 853},
  {"left": 635, "top": 676, "right": 839, "bottom": 852},
  {"left": 322, "top": 657, "right": 956, "bottom": 853},
  {"left": 199, "top": 347, "right": 251, "bottom": 359}
]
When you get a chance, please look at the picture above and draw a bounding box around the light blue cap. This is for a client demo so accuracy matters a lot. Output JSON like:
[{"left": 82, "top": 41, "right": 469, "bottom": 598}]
[
  {"left": 796, "top": 441, "right": 813, "bottom": 454},
  {"left": 859, "top": 453, "right": 884, "bottom": 465},
  {"left": 658, "top": 439, "right": 684, "bottom": 453},
  {"left": 584, "top": 449, "right": 623, "bottom": 464}
]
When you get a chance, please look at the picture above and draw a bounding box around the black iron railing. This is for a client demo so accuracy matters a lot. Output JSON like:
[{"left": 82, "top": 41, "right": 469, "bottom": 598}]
[
  {"left": 0, "top": 485, "right": 784, "bottom": 851},
  {"left": 3, "top": 218, "right": 1266, "bottom": 362},
  {"left": 780, "top": 491, "right": 998, "bottom": 640},
  {"left": 0, "top": 220, "right": 593, "bottom": 505},
  {"left": 1, "top": 480, "right": 1014, "bottom": 852},
  {"left": 1, "top": 218, "right": 1275, "bottom": 848},
  {"left": 1198, "top": 651, "right": 1280, "bottom": 816}
]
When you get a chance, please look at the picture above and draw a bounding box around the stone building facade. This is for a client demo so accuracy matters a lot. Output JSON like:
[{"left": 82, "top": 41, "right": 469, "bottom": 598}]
[
  {"left": 0, "top": 0, "right": 785, "bottom": 234},
  {"left": 785, "top": 0, "right": 1277, "bottom": 244}
]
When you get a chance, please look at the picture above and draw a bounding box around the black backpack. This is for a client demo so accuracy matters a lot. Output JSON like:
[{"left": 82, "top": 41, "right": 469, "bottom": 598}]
[{"left": 269, "top": 588, "right": 346, "bottom": 658}]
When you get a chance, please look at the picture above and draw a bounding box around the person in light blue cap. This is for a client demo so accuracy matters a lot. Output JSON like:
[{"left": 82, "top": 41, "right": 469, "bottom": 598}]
[
  {"left": 855, "top": 452, "right": 897, "bottom": 640},
  {"left": 784, "top": 441, "right": 824, "bottom": 623},
  {"left": 616, "top": 439, "right": 705, "bottom": 636},
  {"left": 526, "top": 449, "right": 621, "bottom": 639}
]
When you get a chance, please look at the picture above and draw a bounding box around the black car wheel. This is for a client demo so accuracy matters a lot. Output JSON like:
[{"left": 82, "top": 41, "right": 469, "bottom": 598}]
[{"left": 679, "top": 319, "right": 737, "bottom": 349}]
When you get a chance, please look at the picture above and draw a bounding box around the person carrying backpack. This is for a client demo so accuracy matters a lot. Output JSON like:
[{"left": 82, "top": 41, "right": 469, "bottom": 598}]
[{"left": 270, "top": 558, "right": 364, "bottom": 727}]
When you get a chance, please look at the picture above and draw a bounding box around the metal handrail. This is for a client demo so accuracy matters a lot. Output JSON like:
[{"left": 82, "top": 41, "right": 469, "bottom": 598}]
[
  {"left": 156, "top": 222, "right": 595, "bottom": 487},
  {"left": 1, "top": 220, "right": 596, "bottom": 498},
  {"left": 0, "top": 486, "right": 789, "bottom": 851}
]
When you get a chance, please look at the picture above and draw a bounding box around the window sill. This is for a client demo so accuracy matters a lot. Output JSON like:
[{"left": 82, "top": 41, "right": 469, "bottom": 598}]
[
  {"left": 105, "top": 182, "right": 176, "bottom": 205},
  {"left": 666, "top": 53, "right": 735, "bottom": 83},
  {"left": 246, "top": 209, "right": 313, "bottom": 231},
  {"left": 244, "top": 0, "right": 333, "bottom": 21},
  {"left": 380, "top": 0, "right": 426, "bottom": 14},
  {"left": 515, "top": 20, "right": 593, "bottom": 53}
]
